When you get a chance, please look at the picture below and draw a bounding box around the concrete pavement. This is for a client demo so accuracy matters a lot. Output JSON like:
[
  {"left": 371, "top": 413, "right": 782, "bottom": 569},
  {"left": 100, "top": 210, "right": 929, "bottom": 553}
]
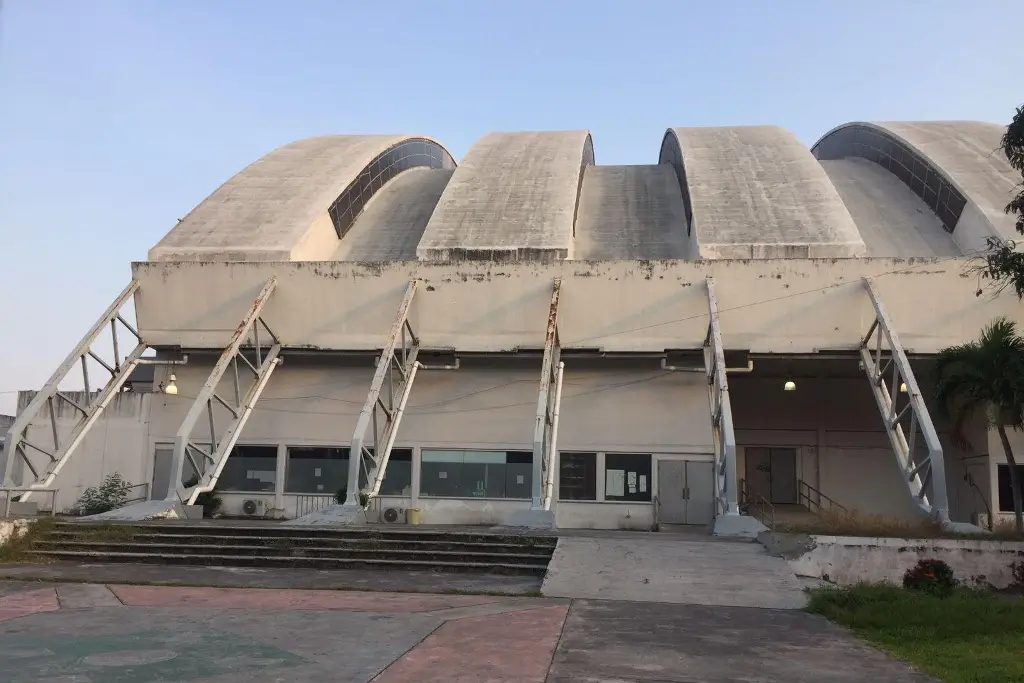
[
  {"left": 542, "top": 534, "right": 809, "bottom": 609},
  {"left": 0, "top": 580, "right": 937, "bottom": 682}
]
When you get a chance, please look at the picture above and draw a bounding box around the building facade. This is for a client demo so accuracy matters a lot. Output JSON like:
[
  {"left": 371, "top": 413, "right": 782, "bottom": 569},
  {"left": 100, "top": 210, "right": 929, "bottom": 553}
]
[{"left": 4, "top": 121, "right": 1023, "bottom": 532}]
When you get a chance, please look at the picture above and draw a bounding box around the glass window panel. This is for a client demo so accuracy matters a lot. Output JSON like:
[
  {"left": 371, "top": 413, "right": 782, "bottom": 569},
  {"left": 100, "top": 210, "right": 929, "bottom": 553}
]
[
  {"left": 559, "top": 452, "right": 597, "bottom": 501},
  {"left": 219, "top": 445, "right": 278, "bottom": 492},
  {"left": 373, "top": 448, "right": 413, "bottom": 496},
  {"left": 910, "top": 175, "right": 925, "bottom": 196},
  {"left": 285, "top": 446, "right": 348, "bottom": 494},
  {"left": 420, "top": 450, "right": 531, "bottom": 498},
  {"left": 604, "top": 453, "right": 652, "bottom": 502}
]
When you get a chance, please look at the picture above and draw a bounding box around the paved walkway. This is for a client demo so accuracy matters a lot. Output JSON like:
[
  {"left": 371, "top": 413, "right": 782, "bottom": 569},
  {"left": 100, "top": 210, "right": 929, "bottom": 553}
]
[
  {"left": 0, "top": 561, "right": 541, "bottom": 595},
  {"left": 542, "top": 534, "right": 809, "bottom": 608},
  {"left": 0, "top": 580, "right": 935, "bottom": 682}
]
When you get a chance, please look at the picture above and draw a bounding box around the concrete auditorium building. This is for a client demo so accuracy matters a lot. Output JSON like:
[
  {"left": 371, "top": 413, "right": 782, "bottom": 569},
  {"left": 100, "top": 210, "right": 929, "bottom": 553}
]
[{"left": 3, "top": 121, "right": 1023, "bottom": 534}]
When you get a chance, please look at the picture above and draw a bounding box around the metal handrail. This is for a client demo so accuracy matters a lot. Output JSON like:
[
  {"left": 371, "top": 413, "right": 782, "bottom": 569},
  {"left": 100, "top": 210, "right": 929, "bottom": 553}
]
[
  {"left": 1, "top": 487, "right": 58, "bottom": 517},
  {"left": 123, "top": 483, "right": 150, "bottom": 506},
  {"left": 736, "top": 479, "right": 774, "bottom": 529},
  {"left": 753, "top": 493, "right": 775, "bottom": 529},
  {"left": 797, "top": 479, "right": 847, "bottom": 517}
]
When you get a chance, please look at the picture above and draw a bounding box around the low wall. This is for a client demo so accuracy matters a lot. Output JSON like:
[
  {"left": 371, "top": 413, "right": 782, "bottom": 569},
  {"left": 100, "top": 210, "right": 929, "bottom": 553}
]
[
  {"left": 0, "top": 519, "right": 32, "bottom": 546},
  {"left": 768, "top": 533, "right": 1024, "bottom": 589}
]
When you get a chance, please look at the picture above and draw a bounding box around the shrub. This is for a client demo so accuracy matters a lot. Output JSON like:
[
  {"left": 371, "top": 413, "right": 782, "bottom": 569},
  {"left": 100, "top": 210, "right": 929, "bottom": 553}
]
[
  {"left": 183, "top": 476, "right": 222, "bottom": 518},
  {"left": 334, "top": 489, "right": 370, "bottom": 508},
  {"left": 903, "top": 558, "right": 957, "bottom": 597},
  {"left": 73, "top": 473, "right": 133, "bottom": 516}
]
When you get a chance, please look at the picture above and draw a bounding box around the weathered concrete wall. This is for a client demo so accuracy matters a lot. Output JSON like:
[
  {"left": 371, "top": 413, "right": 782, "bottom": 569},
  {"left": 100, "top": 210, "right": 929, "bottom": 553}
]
[
  {"left": 784, "top": 535, "right": 1024, "bottom": 589},
  {"left": 819, "top": 158, "right": 961, "bottom": 257},
  {"left": 662, "top": 126, "right": 866, "bottom": 259},
  {"left": 146, "top": 361, "right": 711, "bottom": 457},
  {"left": 131, "top": 258, "right": 1022, "bottom": 355},
  {"left": 139, "top": 359, "right": 711, "bottom": 527},
  {"left": 148, "top": 135, "right": 454, "bottom": 262},
  {"left": 12, "top": 391, "right": 151, "bottom": 512},
  {"left": 416, "top": 131, "right": 594, "bottom": 261}
]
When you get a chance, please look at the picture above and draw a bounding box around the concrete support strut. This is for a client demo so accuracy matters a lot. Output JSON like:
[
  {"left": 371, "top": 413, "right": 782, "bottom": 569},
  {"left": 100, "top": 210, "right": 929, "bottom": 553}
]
[
  {"left": 532, "top": 279, "right": 562, "bottom": 511},
  {"left": 860, "top": 278, "right": 950, "bottom": 524},
  {"left": 2, "top": 280, "right": 148, "bottom": 501},
  {"left": 346, "top": 279, "right": 421, "bottom": 507},
  {"left": 704, "top": 277, "right": 740, "bottom": 518},
  {"left": 168, "top": 277, "right": 282, "bottom": 506}
]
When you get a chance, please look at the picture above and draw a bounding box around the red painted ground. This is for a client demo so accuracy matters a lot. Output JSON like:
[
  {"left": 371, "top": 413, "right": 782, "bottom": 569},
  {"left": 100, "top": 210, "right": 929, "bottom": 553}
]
[
  {"left": 110, "top": 584, "right": 502, "bottom": 613},
  {"left": 0, "top": 587, "right": 59, "bottom": 622},
  {"left": 372, "top": 604, "right": 569, "bottom": 683}
]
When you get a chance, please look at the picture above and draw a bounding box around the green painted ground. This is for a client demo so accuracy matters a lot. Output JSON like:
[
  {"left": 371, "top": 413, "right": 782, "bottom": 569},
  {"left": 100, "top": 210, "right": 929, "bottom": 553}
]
[{"left": 0, "top": 628, "right": 305, "bottom": 683}]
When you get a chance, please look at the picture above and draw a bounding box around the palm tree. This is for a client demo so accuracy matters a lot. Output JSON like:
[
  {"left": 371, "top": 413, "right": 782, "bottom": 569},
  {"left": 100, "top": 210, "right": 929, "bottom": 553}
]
[{"left": 934, "top": 317, "right": 1024, "bottom": 532}]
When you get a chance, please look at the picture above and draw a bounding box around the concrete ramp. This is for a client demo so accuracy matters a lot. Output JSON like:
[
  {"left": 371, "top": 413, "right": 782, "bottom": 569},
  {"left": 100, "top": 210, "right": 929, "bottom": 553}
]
[{"left": 541, "top": 534, "right": 806, "bottom": 609}]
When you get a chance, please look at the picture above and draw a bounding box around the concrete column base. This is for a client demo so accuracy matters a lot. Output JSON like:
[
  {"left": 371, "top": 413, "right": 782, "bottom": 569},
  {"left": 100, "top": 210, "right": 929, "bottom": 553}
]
[{"left": 712, "top": 514, "right": 767, "bottom": 539}]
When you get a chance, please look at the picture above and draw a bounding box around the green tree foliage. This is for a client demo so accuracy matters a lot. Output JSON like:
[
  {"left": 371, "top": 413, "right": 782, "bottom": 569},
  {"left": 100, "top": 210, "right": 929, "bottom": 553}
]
[
  {"left": 934, "top": 318, "right": 1024, "bottom": 531},
  {"left": 980, "top": 105, "right": 1024, "bottom": 294},
  {"left": 73, "top": 473, "right": 133, "bottom": 516}
]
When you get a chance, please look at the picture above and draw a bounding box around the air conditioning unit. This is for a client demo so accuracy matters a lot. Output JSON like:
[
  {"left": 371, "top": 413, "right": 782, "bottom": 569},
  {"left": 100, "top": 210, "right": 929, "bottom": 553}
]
[
  {"left": 241, "top": 499, "right": 267, "bottom": 517},
  {"left": 381, "top": 507, "right": 406, "bottom": 524}
]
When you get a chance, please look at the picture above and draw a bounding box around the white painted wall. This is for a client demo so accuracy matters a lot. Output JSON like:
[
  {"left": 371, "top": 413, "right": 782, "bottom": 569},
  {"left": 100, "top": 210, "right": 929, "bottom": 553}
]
[
  {"left": 12, "top": 391, "right": 152, "bottom": 512},
  {"left": 138, "top": 359, "right": 712, "bottom": 528},
  {"left": 131, "top": 258, "right": 1024, "bottom": 355}
]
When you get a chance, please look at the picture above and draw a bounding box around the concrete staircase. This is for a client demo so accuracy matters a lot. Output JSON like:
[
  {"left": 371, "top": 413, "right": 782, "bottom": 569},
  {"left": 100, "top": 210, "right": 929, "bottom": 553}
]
[{"left": 29, "top": 523, "right": 558, "bottom": 576}]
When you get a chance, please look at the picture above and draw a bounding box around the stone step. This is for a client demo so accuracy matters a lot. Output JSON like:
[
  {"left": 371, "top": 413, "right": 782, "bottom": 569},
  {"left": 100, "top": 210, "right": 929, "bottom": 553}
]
[
  {"left": 40, "top": 531, "right": 554, "bottom": 555},
  {"left": 31, "top": 550, "right": 548, "bottom": 575},
  {"left": 50, "top": 523, "right": 557, "bottom": 547},
  {"left": 32, "top": 541, "right": 552, "bottom": 565}
]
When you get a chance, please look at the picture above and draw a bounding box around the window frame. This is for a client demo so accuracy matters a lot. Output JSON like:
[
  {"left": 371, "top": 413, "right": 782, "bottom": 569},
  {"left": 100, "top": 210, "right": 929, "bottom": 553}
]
[
  {"left": 419, "top": 448, "right": 534, "bottom": 500},
  {"left": 602, "top": 452, "right": 653, "bottom": 503},
  {"left": 557, "top": 451, "right": 598, "bottom": 502},
  {"left": 217, "top": 444, "right": 280, "bottom": 493}
]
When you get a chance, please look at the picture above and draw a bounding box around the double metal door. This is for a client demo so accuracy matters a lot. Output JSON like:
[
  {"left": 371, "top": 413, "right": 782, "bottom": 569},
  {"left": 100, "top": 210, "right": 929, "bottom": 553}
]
[{"left": 657, "top": 459, "right": 714, "bottom": 525}]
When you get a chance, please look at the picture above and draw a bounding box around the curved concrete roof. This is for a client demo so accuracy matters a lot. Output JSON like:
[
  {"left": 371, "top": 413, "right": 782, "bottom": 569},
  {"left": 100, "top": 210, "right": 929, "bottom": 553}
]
[
  {"left": 149, "top": 135, "right": 454, "bottom": 262},
  {"left": 332, "top": 168, "right": 454, "bottom": 261},
  {"left": 660, "top": 126, "right": 866, "bottom": 259},
  {"left": 416, "top": 131, "right": 594, "bottom": 261},
  {"left": 574, "top": 165, "right": 693, "bottom": 259},
  {"left": 813, "top": 121, "right": 1016, "bottom": 252},
  {"left": 820, "top": 158, "right": 961, "bottom": 257}
]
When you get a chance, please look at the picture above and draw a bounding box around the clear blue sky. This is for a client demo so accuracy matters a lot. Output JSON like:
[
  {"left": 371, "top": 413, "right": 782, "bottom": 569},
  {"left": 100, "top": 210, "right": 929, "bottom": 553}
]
[{"left": 1, "top": 0, "right": 1021, "bottom": 413}]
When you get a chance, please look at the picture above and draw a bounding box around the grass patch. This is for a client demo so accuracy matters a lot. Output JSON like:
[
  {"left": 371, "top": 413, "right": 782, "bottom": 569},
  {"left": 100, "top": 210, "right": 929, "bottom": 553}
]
[
  {"left": 809, "top": 583, "right": 1024, "bottom": 682},
  {"left": 0, "top": 518, "right": 57, "bottom": 563},
  {"left": 779, "top": 509, "right": 1024, "bottom": 541}
]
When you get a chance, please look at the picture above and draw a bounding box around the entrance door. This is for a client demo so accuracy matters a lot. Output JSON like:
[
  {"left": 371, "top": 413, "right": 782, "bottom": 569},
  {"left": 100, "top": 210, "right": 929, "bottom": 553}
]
[
  {"left": 683, "top": 461, "right": 714, "bottom": 525},
  {"left": 657, "top": 461, "right": 688, "bottom": 524},
  {"left": 657, "top": 460, "right": 715, "bottom": 525},
  {"left": 769, "top": 449, "right": 798, "bottom": 504},
  {"left": 745, "top": 447, "right": 772, "bottom": 502},
  {"left": 151, "top": 445, "right": 173, "bottom": 500},
  {"left": 744, "top": 447, "right": 798, "bottom": 505}
]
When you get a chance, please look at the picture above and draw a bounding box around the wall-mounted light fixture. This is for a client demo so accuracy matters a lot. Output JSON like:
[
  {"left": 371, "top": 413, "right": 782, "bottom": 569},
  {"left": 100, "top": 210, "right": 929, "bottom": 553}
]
[{"left": 783, "top": 380, "right": 796, "bottom": 391}]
